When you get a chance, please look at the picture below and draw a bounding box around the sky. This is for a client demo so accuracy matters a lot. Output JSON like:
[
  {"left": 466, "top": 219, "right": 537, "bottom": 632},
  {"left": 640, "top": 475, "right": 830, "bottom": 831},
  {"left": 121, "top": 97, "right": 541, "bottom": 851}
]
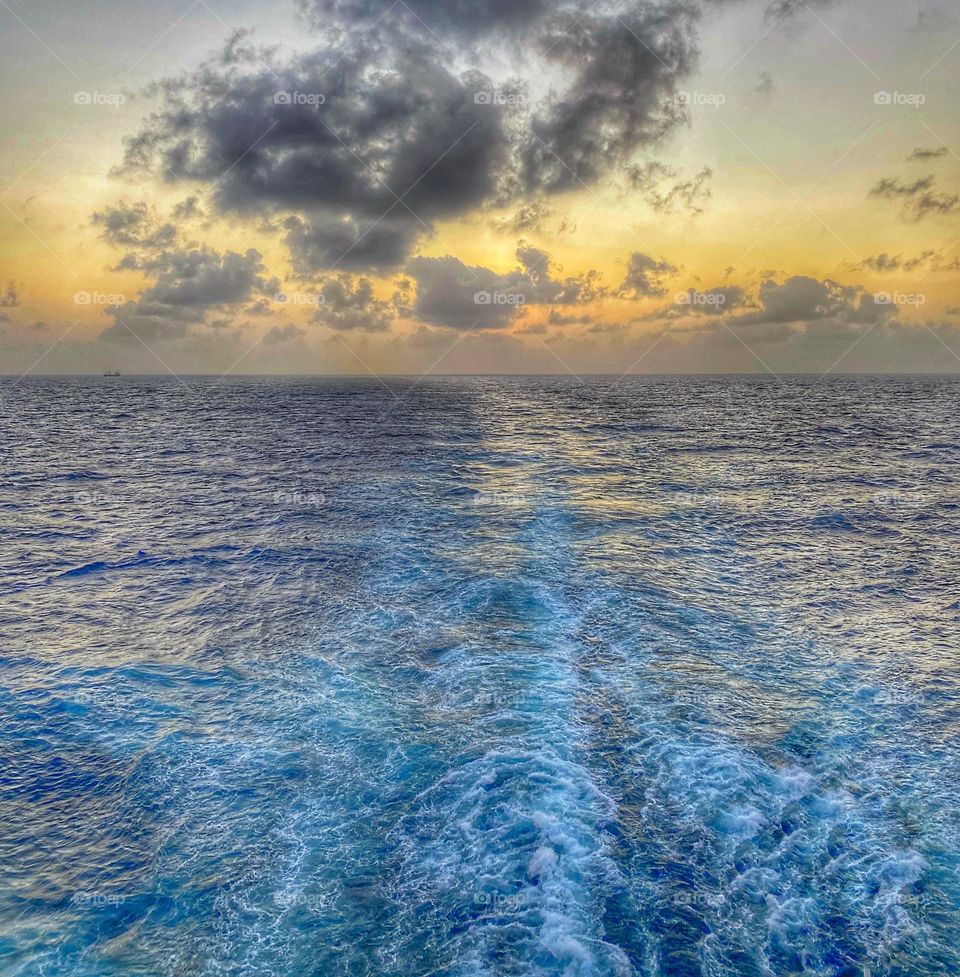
[{"left": 0, "top": 0, "right": 958, "bottom": 375}]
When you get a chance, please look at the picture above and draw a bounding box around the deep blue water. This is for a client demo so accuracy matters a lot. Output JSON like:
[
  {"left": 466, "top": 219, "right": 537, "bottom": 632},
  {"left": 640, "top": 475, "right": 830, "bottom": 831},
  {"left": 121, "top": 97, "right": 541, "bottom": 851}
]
[{"left": 1, "top": 375, "right": 959, "bottom": 977}]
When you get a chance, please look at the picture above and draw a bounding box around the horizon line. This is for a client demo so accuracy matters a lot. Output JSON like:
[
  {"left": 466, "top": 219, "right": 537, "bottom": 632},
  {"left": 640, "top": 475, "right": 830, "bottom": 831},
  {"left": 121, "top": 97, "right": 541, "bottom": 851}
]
[{"left": 3, "top": 372, "right": 960, "bottom": 380}]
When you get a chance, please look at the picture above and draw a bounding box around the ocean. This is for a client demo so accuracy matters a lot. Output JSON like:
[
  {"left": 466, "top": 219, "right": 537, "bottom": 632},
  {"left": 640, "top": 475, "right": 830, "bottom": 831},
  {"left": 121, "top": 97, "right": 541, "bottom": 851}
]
[{"left": 1, "top": 375, "right": 958, "bottom": 977}]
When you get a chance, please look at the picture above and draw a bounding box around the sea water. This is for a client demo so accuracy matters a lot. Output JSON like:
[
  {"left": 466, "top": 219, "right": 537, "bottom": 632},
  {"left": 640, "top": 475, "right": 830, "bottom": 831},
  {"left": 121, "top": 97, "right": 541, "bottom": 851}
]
[{"left": 1, "top": 375, "right": 958, "bottom": 976}]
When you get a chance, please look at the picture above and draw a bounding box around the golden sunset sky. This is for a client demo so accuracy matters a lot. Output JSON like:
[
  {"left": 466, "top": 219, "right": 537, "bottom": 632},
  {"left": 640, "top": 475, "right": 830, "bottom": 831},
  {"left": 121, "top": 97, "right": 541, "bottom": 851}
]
[{"left": 1, "top": 0, "right": 958, "bottom": 373}]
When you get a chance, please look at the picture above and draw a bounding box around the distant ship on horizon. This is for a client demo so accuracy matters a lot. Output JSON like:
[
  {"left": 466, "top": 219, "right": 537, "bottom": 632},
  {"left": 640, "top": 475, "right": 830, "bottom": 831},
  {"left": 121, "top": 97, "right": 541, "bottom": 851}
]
[{"left": 103, "top": 370, "right": 120, "bottom": 377}]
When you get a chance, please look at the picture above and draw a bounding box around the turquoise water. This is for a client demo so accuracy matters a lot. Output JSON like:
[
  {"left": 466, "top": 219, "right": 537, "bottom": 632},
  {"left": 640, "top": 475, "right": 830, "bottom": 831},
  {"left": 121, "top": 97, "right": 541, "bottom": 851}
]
[{"left": 1, "top": 376, "right": 958, "bottom": 976}]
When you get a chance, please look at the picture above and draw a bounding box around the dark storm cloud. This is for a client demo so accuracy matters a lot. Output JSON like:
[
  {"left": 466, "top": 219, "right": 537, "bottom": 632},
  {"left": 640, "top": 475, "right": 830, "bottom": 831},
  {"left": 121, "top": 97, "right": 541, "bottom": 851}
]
[
  {"left": 856, "top": 251, "right": 935, "bottom": 273},
  {"left": 101, "top": 307, "right": 198, "bottom": 343},
  {"left": 548, "top": 310, "right": 594, "bottom": 325},
  {"left": 843, "top": 290, "right": 895, "bottom": 325},
  {"left": 405, "top": 255, "right": 506, "bottom": 330},
  {"left": 870, "top": 176, "right": 960, "bottom": 220},
  {"left": 681, "top": 284, "right": 749, "bottom": 315},
  {"left": 516, "top": 245, "right": 602, "bottom": 304},
  {"left": 509, "top": 4, "right": 697, "bottom": 196},
  {"left": 102, "top": 247, "right": 278, "bottom": 342},
  {"left": 908, "top": 147, "right": 947, "bottom": 161},
  {"left": 586, "top": 321, "right": 626, "bottom": 334},
  {"left": 752, "top": 70, "right": 774, "bottom": 97},
  {"left": 263, "top": 323, "right": 305, "bottom": 345},
  {"left": 732, "top": 276, "right": 893, "bottom": 326},
  {"left": 92, "top": 201, "right": 177, "bottom": 250},
  {"left": 625, "top": 161, "right": 712, "bottom": 214},
  {"left": 118, "top": 37, "right": 508, "bottom": 274},
  {"left": 637, "top": 282, "right": 750, "bottom": 320},
  {"left": 140, "top": 248, "right": 276, "bottom": 308},
  {"left": 764, "top": 0, "right": 835, "bottom": 20},
  {"left": 284, "top": 216, "right": 421, "bottom": 273},
  {"left": 620, "top": 252, "right": 679, "bottom": 297},
  {"left": 92, "top": 201, "right": 194, "bottom": 274},
  {"left": 752, "top": 276, "right": 841, "bottom": 322},
  {"left": 490, "top": 201, "right": 554, "bottom": 235},
  {"left": 313, "top": 275, "right": 393, "bottom": 332},
  {"left": 650, "top": 167, "right": 712, "bottom": 214},
  {"left": 172, "top": 195, "right": 205, "bottom": 222},
  {"left": 407, "top": 245, "right": 603, "bottom": 330},
  {"left": 301, "top": 0, "right": 816, "bottom": 42},
  {"left": 641, "top": 274, "right": 898, "bottom": 328},
  {"left": 116, "top": 1, "right": 720, "bottom": 274},
  {"left": 298, "top": 0, "right": 552, "bottom": 36},
  {"left": 626, "top": 161, "right": 673, "bottom": 190}
]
